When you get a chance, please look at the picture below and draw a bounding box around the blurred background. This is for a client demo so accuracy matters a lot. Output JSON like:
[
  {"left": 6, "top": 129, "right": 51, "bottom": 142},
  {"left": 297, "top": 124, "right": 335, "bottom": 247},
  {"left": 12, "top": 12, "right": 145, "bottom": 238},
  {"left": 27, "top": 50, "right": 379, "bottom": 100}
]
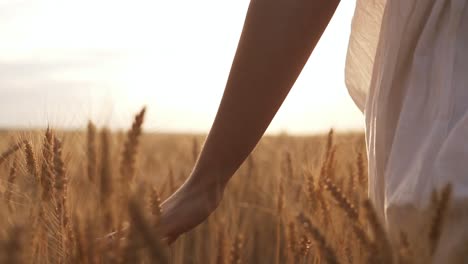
[{"left": 0, "top": 0, "right": 363, "bottom": 134}]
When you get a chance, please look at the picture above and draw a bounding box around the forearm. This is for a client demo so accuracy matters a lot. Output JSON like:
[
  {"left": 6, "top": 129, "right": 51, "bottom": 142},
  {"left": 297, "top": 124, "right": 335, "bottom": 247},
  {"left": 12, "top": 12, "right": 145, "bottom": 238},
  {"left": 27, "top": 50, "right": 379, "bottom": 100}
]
[{"left": 192, "top": 0, "right": 340, "bottom": 186}]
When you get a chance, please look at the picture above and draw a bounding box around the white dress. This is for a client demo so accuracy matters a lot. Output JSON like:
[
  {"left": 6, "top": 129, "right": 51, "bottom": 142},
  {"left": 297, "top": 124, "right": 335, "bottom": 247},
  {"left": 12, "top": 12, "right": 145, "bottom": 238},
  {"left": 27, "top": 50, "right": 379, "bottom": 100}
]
[{"left": 346, "top": 0, "right": 468, "bottom": 261}]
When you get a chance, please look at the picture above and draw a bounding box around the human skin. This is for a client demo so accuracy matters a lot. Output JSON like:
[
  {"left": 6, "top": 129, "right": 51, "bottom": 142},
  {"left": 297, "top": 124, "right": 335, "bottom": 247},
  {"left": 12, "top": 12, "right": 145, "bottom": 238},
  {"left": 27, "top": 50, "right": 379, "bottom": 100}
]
[{"left": 158, "top": 0, "right": 341, "bottom": 243}]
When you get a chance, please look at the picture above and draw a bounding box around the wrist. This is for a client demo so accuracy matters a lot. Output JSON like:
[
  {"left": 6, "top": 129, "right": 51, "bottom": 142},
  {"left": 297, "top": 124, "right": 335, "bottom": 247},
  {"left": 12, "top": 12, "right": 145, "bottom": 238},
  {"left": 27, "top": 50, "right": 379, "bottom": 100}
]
[{"left": 188, "top": 165, "right": 229, "bottom": 194}]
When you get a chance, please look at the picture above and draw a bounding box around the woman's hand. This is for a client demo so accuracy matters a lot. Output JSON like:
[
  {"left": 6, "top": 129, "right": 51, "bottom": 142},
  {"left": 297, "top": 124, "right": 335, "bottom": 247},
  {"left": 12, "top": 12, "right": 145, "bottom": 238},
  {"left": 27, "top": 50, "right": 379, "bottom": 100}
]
[{"left": 157, "top": 174, "right": 226, "bottom": 243}]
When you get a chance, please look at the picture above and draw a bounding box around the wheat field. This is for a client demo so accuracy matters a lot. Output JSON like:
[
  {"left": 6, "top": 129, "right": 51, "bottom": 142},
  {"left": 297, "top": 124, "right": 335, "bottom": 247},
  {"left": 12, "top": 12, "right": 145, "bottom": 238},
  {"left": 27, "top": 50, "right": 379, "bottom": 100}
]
[{"left": 0, "top": 107, "right": 461, "bottom": 264}]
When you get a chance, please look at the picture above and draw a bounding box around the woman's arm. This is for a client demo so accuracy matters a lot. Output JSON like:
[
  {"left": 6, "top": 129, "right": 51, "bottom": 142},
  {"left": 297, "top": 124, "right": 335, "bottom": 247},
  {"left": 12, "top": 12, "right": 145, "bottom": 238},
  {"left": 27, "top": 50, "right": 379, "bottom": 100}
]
[
  {"left": 160, "top": 0, "right": 340, "bottom": 242},
  {"left": 192, "top": 0, "right": 340, "bottom": 186}
]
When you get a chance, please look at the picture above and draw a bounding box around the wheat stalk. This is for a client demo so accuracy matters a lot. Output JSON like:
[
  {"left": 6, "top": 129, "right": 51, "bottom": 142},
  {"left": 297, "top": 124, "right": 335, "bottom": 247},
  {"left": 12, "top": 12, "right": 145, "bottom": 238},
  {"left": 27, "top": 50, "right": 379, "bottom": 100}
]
[
  {"left": 149, "top": 186, "right": 162, "bottom": 227},
  {"left": 87, "top": 121, "right": 97, "bottom": 183},
  {"left": 362, "top": 199, "right": 393, "bottom": 264},
  {"left": 0, "top": 140, "right": 25, "bottom": 166},
  {"left": 297, "top": 213, "right": 340, "bottom": 264},
  {"left": 229, "top": 234, "right": 244, "bottom": 264},
  {"left": 216, "top": 227, "right": 226, "bottom": 264},
  {"left": 429, "top": 183, "right": 452, "bottom": 256},
  {"left": 40, "top": 128, "right": 55, "bottom": 202},
  {"left": 4, "top": 159, "right": 17, "bottom": 212},
  {"left": 120, "top": 107, "right": 146, "bottom": 184},
  {"left": 322, "top": 176, "right": 358, "bottom": 221},
  {"left": 24, "top": 141, "right": 38, "bottom": 181}
]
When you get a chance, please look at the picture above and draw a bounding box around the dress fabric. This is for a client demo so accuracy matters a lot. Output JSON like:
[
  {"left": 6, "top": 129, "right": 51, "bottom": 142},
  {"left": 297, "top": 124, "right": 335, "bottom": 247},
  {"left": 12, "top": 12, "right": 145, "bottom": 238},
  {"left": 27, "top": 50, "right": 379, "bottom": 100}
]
[{"left": 346, "top": 0, "right": 468, "bottom": 261}]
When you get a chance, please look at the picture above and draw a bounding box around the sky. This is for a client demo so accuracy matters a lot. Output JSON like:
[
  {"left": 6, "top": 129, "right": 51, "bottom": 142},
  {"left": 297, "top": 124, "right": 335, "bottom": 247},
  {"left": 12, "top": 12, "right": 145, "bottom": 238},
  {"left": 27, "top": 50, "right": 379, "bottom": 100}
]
[{"left": 0, "top": 0, "right": 364, "bottom": 134}]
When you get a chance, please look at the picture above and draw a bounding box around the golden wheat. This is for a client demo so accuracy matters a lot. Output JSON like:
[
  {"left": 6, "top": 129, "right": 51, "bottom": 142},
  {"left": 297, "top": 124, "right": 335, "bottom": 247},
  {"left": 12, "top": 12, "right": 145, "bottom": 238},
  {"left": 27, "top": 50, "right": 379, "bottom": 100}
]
[{"left": 0, "top": 109, "right": 462, "bottom": 263}]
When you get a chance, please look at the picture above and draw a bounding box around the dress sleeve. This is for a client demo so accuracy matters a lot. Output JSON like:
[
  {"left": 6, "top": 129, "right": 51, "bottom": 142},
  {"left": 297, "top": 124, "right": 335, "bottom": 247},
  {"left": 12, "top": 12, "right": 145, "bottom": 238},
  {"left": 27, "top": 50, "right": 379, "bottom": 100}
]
[{"left": 345, "top": 0, "right": 387, "bottom": 113}]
